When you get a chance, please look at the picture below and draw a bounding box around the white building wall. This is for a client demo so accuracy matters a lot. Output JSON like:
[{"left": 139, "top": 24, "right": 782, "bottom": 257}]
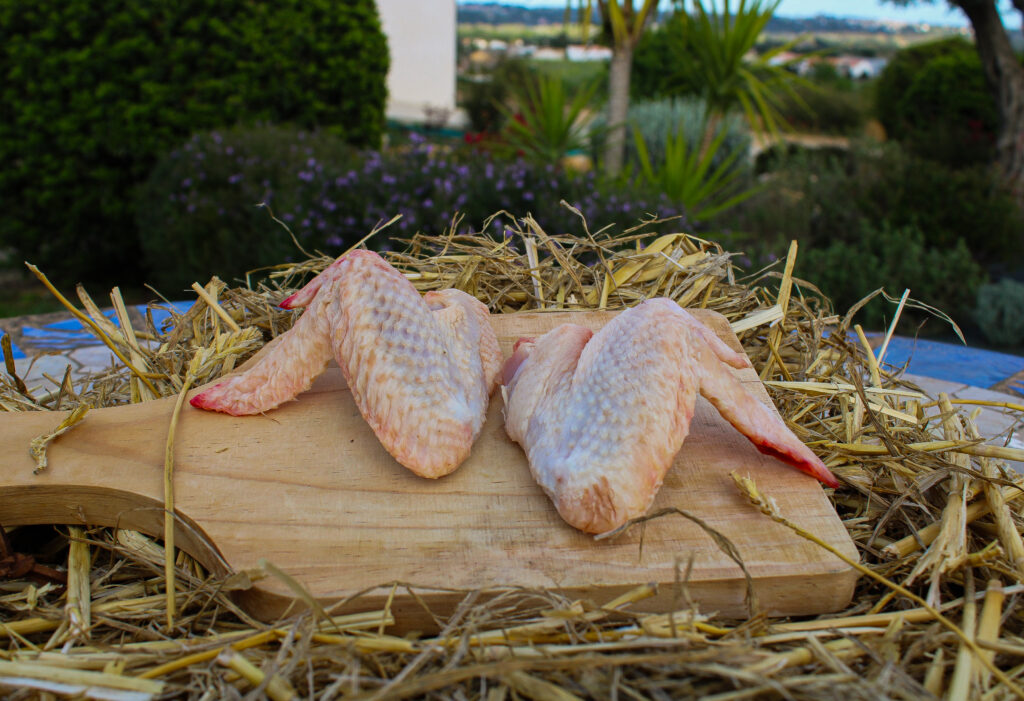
[{"left": 376, "top": 0, "right": 458, "bottom": 125}]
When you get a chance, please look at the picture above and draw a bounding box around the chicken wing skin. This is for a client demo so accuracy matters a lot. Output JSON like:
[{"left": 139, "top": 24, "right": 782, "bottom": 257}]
[
  {"left": 502, "top": 298, "right": 838, "bottom": 533},
  {"left": 190, "top": 250, "right": 502, "bottom": 478}
]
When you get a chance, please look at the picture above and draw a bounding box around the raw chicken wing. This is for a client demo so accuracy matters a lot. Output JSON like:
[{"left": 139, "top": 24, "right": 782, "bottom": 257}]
[
  {"left": 190, "top": 250, "right": 502, "bottom": 478},
  {"left": 502, "top": 298, "right": 838, "bottom": 533}
]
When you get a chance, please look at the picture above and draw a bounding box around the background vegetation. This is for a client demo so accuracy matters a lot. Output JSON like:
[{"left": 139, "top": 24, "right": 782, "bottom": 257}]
[
  {"left": 2, "top": 2, "right": 1022, "bottom": 350},
  {"left": 0, "top": 0, "right": 389, "bottom": 288}
]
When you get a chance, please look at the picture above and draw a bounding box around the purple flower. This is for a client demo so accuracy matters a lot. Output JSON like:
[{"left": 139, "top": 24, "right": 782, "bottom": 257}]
[
  {"left": 409, "top": 132, "right": 426, "bottom": 144},
  {"left": 298, "top": 171, "right": 314, "bottom": 182},
  {"left": 327, "top": 235, "right": 343, "bottom": 246},
  {"left": 423, "top": 198, "right": 433, "bottom": 209},
  {"left": 227, "top": 173, "right": 243, "bottom": 184},
  {"left": 322, "top": 199, "right": 337, "bottom": 212},
  {"left": 181, "top": 177, "right": 192, "bottom": 188}
]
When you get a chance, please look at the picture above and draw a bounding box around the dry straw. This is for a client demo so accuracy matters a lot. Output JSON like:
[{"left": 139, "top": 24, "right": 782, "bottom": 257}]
[{"left": 2, "top": 209, "right": 1024, "bottom": 698}]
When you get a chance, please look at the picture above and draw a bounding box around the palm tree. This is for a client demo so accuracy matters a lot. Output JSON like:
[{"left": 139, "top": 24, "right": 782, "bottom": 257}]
[
  {"left": 573, "top": 0, "right": 660, "bottom": 176},
  {"left": 668, "top": 0, "right": 805, "bottom": 156}
]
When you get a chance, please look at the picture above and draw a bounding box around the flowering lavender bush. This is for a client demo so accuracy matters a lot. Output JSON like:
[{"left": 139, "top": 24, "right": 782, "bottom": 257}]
[{"left": 138, "top": 126, "right": 690, "bottom": 290}]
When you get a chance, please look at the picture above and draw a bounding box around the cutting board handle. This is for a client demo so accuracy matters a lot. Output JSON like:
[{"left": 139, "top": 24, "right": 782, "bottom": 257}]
[{"left": 0, "top": 398, "right": 232, "bottom": 577}]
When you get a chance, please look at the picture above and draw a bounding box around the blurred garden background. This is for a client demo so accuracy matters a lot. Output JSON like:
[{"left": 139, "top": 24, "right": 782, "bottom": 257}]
[{"left": 0, "top": 0, "right": 1022, "bottom": 350}]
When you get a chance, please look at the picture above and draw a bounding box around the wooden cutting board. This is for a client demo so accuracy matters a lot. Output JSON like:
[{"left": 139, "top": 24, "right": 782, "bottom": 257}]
[{"left": 0, "top": 310, "right": 858, "bottom": 626}]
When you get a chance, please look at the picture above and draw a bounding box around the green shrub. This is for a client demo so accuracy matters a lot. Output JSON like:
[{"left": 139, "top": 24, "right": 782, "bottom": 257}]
[
  {"left": 459, "top": 58, "right": 532, "bottom": 134},
  {"left": 631, "top": 13, "right": 685, "bottom": 100},
  {"left": 797, "top": 221, "right": 986, "bottom": 330},
  {"left": 975, "top": 278, "right": 1024, "bottom": 347},
  {"left": 875, "top": 38, "right": 996, "bottom": 166},
  {"left": 858, "top": 146, "right": 1024, "bottom": 266},
  {"left": 137, "top": 126, "right": 692, "bottom": 291},
  {"left": 726, "top": 142, "right": 1023, "bottom": 269},
  {"left": 0, "top": 0, "right": 389, "bottom": 287},
  {"left": 632, "top": 123, "right": 756, "bottom": 222},
  {"left": 594, "top": 97, "right": 750, "bottom": 171},
  {"left": 136, "top": 126, "right": 357, "bottom": 291},
  {"left": 773, "top": 82, "right": 869, "bottom": 135},
  {"left": 499, "top": 72, "right": 601, "bottom": 164}
]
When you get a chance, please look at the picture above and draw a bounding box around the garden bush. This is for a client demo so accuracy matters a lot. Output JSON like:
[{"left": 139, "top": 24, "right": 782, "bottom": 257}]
[
  {"left": 975, "top": 278, "right": 1024, "bottom": 347},
  {"left": 875, "top": 37, "right": 996, "bottom": 166},
  {"left": 725, "top": 142, "right": 1023, "bottom": 269},
  {"left": 797, "top": 221, "right": 986, "bottom": 330},
  {"left": 138, "top": 126, "right": 691, "bottom": 291},
  {"left": 459, "top": 57, "right": 533, "bottom": 134},
  {"left": 0, "top": 0, "right": 388, "bottom": 287},
  {"left": 631, "top": 12, "right": 687, "bottom": 100},
  {"left": 857, "top": 146, "right": 1023, "bottom": 266},
  {"left": 136, "top": 126, "right": 357, "bottom": 291},
  {"left": 592, "top": 97, "right": 750, "bottom": 171},
  {"left": 773, "top": 81, "right": 869, "bottom": 135}
]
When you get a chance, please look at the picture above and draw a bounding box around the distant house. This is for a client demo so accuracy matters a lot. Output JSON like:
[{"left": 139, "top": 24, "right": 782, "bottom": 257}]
[
  {"left": 533, "top": 47, "right": 568, "bottom": 61},
  {"left": 766, "top": 50, "right": 803, "bottom": 69},
  {"left": 377, "top": 0, "right": 458, "bottom": 125},
  {"left": 844, "top": 57, "right": 889, "bottom": 79},
  {"left": 566, "top": 44, "right": 614, "bottom": 61}
]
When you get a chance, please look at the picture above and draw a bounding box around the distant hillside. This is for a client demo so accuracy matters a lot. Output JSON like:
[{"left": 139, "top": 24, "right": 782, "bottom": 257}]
[
  {"left": 457, "top": 2, "right": 965, "bottom": 35},
  {"left": 457, "top": 3, "right": 595, "bottom": 26}
]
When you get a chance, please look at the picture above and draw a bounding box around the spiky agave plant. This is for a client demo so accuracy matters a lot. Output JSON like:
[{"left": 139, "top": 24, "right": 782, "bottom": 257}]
[{"left": 670, "top": 0, "right": 809, "bottom": 150}]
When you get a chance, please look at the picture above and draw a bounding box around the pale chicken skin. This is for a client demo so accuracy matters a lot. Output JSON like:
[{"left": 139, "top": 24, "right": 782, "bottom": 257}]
[
  {"left": 502, "top": 299, "right": 839, "bottom": 534},
  {"left": 190, "top": 250, "right": 502, "bottom": 478}
]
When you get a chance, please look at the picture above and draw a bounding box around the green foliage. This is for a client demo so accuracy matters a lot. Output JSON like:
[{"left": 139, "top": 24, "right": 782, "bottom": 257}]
[
  {"left": 137, "top": 125, "right": 691, "bottom": 291},
  {"left": 499, "top": 73, "right": 602, "bottom": 164},
  {"left": 773, "top": 81, "right": 869, "bottom": 135},
  {"left": 975, "top": 278, "right": 1024, "bottom": 347},
  {"left": 633, "top": 1, "right": 806, "bottom": 137},
  {"left": 136, "top": 126, "right": 356, "bottom": 291},
  {"left": 594, "top": 97, "right": 751, "bottom": 169},
  {"left": 728, "top": 142, "right": 1023, "bottom": 269},
  {"left": 530, "top": 58, "right": 609, "bottom": 97},
  {"left": 459, "top": 58, "right": 532, "bottom": 134},
  {"left": 632, "top": 122, "right": 757, "bottom": 222},
  {"left": 875, "top": 37, "right": 996, "bottom": 166},
  {"left": 0, "top": 0, "right": 389, "bottom": 287},
  {"left": 797, "top": 221, "right": 986, "bottom": 330},
  {"left": 860, "top": 154, "right": 1024, "bottom": 266},
  {"left": 631, "top": 12, "right": 685, "bottom": 99}
]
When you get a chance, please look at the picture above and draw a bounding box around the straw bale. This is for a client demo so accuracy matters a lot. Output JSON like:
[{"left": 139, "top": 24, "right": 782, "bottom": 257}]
[{"left": 2, "top": 210, "right": 1024, "bottom": 699}]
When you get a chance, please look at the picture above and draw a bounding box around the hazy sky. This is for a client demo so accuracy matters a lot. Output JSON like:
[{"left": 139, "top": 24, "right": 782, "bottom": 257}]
[{"left": 461, "top": 1, "right": 979, "bottom": 27}]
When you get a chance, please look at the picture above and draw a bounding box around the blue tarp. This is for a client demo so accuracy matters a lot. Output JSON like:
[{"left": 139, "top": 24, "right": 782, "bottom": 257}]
[{"left": 877, "top": 336, "right": 1024, "bottom": 388}]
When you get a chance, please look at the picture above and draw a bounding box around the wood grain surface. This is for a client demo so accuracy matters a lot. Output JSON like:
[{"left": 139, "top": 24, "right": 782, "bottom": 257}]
[{"left": 0, "top": 309, "right": 858, "bottom": 626}]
